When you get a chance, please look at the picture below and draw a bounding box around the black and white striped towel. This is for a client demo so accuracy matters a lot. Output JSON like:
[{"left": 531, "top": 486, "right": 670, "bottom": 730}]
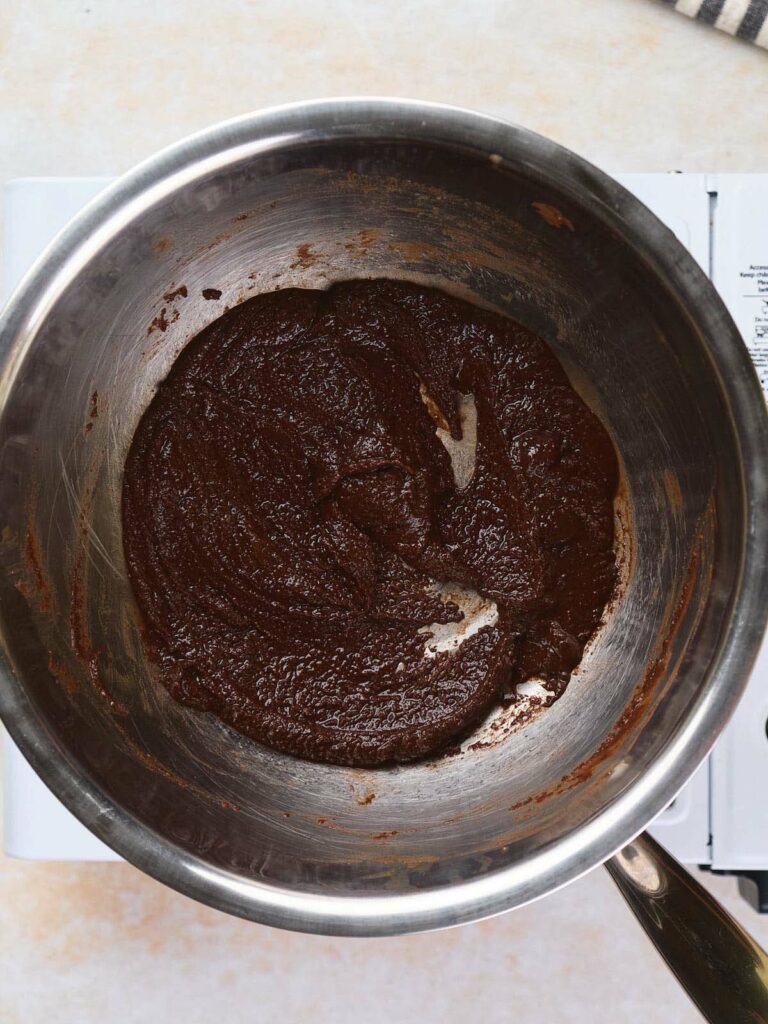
[{"left": 663, "top": 0, "right": 768, "bottom": 47}]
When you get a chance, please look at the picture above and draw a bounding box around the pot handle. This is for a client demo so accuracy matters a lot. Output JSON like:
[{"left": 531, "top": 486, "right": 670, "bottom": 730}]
[{"left": 607, "top": 831, "right": 768, "bottom": 1023}]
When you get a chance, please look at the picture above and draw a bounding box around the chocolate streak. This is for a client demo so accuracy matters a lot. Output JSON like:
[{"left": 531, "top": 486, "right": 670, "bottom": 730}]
[{"left": 123, "top": 280, "right": 618, "bottom": 766}]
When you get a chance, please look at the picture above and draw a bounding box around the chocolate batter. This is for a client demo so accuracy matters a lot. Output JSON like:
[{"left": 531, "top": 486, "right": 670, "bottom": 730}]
[{"left": 123, "top": 280, "right": 618, "bottom": 766}]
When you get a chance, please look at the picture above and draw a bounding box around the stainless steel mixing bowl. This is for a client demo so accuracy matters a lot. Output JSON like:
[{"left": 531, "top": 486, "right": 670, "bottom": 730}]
[{"left": 0, "top": 99, "right": 766, "bottom": 937}]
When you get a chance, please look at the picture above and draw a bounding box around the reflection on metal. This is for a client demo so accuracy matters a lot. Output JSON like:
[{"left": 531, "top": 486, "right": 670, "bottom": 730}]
[
  {"left": 609, "top": 832, "right": 768, "bottom": 1024},
  {"left": 614, "top": 841, "right": 664, "bottom": 895}
]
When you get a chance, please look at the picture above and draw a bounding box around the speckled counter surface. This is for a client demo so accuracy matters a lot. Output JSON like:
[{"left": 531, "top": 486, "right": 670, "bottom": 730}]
[{"left": 1, "top": 1, "right": 767, "bottom": 1021}]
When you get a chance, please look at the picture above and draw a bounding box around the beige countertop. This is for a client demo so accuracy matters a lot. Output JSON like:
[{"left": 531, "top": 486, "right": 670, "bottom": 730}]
[{"left": 1, "top": 1, "right": 767, "bottom": 1021}]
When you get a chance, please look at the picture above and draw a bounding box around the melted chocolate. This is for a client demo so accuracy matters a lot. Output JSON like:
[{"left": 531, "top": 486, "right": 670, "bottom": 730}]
[{"left": 122, "top": 280, "right": 618, "bottom": 766}]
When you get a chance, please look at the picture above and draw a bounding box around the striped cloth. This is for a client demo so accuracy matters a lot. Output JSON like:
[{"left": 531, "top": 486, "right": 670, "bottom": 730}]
[{"left": 663, "top": 0, "right": 768, "bottom": 46}]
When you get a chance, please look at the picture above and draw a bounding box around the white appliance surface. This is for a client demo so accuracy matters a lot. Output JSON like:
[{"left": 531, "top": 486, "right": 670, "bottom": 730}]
[{"left": 2, "top": 173, "right": 767, "bottom": 867}]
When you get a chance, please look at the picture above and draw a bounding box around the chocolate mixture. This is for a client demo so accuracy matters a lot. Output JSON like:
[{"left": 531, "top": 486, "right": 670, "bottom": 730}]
[{"left": 123, "top": 280, "right": 618, "bottom": 766}]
